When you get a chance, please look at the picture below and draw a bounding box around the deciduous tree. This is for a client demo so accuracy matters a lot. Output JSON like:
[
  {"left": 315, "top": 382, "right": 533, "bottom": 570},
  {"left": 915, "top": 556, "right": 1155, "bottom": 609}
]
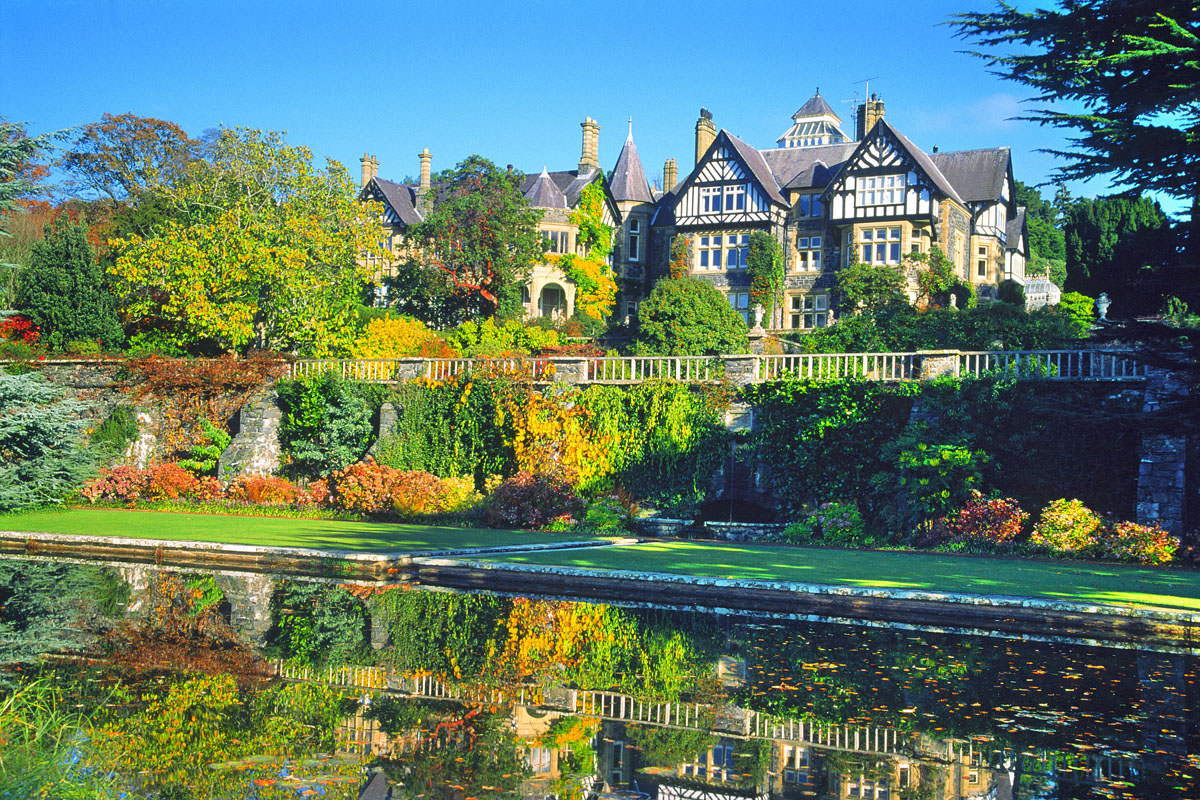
[
  {"left": 58, "top": 113, "right": 198, "bottom": 207},
  {"left": 108, "top": 128, "right": 383, "bottom": 355},
  {"left": 403, "top": 156, "right": 545, "bottom": 321}
]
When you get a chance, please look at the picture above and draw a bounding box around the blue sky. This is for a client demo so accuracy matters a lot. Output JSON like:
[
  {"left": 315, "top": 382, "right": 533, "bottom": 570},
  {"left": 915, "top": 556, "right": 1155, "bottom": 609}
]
[{"left": 1, "top": 0, "right": 1127, "bottom": 207}]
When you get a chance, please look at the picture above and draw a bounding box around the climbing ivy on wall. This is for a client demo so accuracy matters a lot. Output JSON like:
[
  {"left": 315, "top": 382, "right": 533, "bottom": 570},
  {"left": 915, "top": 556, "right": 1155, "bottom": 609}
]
[
  {"left": 375, "top": 375, "right": 729, "bottom": 515},
  {"left": 557, "top": 182, "right": 617, "bottom": 321}
]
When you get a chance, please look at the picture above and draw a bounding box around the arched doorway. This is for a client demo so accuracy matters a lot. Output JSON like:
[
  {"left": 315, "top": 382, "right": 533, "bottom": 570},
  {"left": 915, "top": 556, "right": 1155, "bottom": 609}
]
[{"left": 538, "top": 283, "right": 567, "bottom": 319}]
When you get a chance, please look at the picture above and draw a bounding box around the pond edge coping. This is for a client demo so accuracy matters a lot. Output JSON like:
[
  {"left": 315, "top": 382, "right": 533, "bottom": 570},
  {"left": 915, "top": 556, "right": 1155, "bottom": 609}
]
[{"left": 413, "top": 557, "right": 1200, "bottom": 624}]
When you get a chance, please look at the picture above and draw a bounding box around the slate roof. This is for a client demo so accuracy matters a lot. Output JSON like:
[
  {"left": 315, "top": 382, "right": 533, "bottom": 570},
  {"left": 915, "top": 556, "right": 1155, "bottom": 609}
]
[
  {"left": 792, "top": 90, "right": 841, "bottom": 121},
  {"left": 929, "top": 147, "right": 1011, "bottom": 203},
  {"left": 723, "top": 132, "right": 787, "bottom": 206},
  {"left": 369, "top": 178, "right": 424, "bottom": 225},
  {"left": 522, "top": 167, "right": 568, "bottom": 209},
  {"left": 519, "top": 168, "right": 601, "bottom": 207},
  {"left": 876, "top": 119, "right": 965, "bottom": 205},
  {"left": 759, "top": 143, "right": 857, "bottom": 190},
  {"left": 610, "top": 129, "right": 654, "bottom": 204},
  {"left": 1007, "top": 206, "right": 1027, "bottom": 253}
]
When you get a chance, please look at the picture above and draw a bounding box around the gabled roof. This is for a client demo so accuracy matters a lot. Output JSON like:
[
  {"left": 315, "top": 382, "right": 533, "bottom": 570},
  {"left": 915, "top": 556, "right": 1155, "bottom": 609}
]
[
  {"left": 874, "top": 119, "right": 965, "bottom": 205},
  {"left": 610, "top": 125, "right": 654, "bottom": 204},
  {"left": 367, "top": 177, "right": 424, "bottom": 225},
  {"left": 792, "top": 90, "right": 841, "bottom": 121},
  {"left": 759, "top": 143, "right": 857, "bottom": 190},
  {"left": 722, "top": 131, "right": 787, "bottom": 206},
  {"left": 522, "top": 167, "right": 567, "bottom": 209},
  {"left": 929, "top": 147, "right": 1011, "bottom": 204}
]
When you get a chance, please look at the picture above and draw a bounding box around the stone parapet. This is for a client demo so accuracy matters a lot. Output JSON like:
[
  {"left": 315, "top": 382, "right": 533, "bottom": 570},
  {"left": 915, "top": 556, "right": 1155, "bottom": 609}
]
[{"left": 218, "top": 389, "right": 282, "bottom": 481}]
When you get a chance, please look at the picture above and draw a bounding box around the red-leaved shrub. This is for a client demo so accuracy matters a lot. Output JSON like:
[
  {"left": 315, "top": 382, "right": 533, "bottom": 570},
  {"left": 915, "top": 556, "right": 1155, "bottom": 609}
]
[
  {"left": 141, "top": 463, "right": 201, "bottom": 500},
  {"left": 1101, "top": 521, "right": 1179, "bottom": 565},
  {"left": 325, "top": 459, "right": 478, "bottom": 518},
  {"left": 940, "top": 492, "right": 1028, "bottom": 544},
  {"left": 485, "top": 471, "right": 584, "bottom": 529},
  {"left": 227, "top": 474, "right": 303, "bottom": 506}
]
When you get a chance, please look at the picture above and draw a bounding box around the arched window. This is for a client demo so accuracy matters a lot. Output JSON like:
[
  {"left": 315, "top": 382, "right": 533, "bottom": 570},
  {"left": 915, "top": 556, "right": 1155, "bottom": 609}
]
[{"left": 538, "top": 284, "right": 567, "bottom": 319}]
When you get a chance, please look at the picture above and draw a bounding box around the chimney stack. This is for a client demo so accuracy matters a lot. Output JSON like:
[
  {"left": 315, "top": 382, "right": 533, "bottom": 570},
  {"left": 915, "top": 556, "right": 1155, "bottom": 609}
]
[
  {"left": 855, "top": 93, "right": 886, "bottom": 140},
  {"left": 695, "top": 108, "right": 716, "bottom": 166},
  {"left": 417, "top": 148, "right": 432, "bottom": 192},
  {"left": 359, "top": 153, "right": 378, "bottom": 189},
  {"left": 663, "top": 158, "right": 678, "bottom": 191},
  {"left": 578, "top": 117, "right": 601, "bottom": 173}
]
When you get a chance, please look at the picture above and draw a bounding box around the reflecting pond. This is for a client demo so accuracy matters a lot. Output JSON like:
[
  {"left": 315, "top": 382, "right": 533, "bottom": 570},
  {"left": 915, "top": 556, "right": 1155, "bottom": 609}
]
[{"left": 2, "top": 557, "right": 1198, "bottom": 799}]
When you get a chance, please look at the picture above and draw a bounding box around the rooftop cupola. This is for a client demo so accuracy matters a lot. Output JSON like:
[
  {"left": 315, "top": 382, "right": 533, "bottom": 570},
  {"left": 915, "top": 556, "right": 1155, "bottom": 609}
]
[{"left": 776, "top": 88, "right": 850, "bottom": 149}]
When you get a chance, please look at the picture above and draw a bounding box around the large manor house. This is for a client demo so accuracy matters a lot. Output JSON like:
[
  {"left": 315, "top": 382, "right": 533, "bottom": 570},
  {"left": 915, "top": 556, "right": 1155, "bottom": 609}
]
[{"left": 358, "top": 91, "right": 1030, "bottom": 329}]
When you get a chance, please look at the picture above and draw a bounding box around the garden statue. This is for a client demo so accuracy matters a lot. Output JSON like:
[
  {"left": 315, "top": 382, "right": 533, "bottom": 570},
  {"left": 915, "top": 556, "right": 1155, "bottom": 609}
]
[
  {"left": 752, "top": 304, "right": 765, "bottom": 331},
  {"left": 1096, "top": 292, "right": 1111, "bottom": 321}
]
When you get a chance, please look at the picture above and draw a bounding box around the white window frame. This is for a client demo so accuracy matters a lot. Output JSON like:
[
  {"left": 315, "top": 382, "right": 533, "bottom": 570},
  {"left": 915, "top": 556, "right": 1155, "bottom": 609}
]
[
  {"left": 726, "top": 233, "right": 749, "bottom": 269},
  {"left": 724, "top": 184, "right": 746, "bottom": 212},
  {"left": 699, "top": 235, "right": 722, "bottom": 270},
  {"left": 628, "top": 218, "right": 641, "bottom": 261},
  {"left": 796, "top": 235, "right": 822, "bottom": 272},
  {"left": 701, "top": 186, "right": 722, "bottom": 214},
  {"left": 856, "top": 174, "right": 905, "bottom": 206},
  {"left": 859, "top": 227, "right": 902, "bottom": 265}
]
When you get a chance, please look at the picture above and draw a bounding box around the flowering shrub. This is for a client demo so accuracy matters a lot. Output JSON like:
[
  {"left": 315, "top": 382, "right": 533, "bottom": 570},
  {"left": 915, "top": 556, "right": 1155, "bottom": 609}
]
[
  {"left": 195, "top": 477, "right": 223, "bottom": 501},
  {"left": 940, "top": 491, "right": 1028, "bottom": 545},
  {"left": 1101, "top": 521, "right": 1179, "bottom": 565},
  {"left": 227, "top": 474, "right": 304, "bottom": 506},
  {"left": 777, "top": 502, "right": 872, "bottom": 547},
  {"left": 1031, "top": 499, "right": 1104, "bottom": 555},
  {"left": 388, "top": 470, "right": 449, "bottom": 517},
  {"left": 486, "top": 471, "right": 584, "bottom": 529}
]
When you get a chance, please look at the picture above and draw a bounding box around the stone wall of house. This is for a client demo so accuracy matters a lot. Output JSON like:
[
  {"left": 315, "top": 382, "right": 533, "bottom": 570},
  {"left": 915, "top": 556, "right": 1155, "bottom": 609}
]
[{"left": 1137, "top": 367, "right": 1189, "bottom": 535}]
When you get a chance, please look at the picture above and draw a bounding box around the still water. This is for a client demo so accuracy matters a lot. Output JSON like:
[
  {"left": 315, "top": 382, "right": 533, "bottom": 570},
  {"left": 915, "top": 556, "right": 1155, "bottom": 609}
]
[{"left": 1, "top": 558, "right": 1197, "bottom": 799}]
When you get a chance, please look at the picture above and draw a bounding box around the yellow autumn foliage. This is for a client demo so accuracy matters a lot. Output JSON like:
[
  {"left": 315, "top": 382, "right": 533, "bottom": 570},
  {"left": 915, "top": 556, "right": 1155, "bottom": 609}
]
[{"left": 352, "top": 316, "right": 445, "bottom": 359}]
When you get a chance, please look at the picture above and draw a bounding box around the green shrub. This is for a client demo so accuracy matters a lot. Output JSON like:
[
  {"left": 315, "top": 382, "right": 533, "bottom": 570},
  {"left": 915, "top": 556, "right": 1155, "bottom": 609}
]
[
  {"left": 871, "top": 442, "right": 988, "bottom": 534},
  {"left": 997, "top": 279, "right": 1025, "bottom": 306},
  {"left": 776, "top": 502, "right": 875, "bottom": 547},
  {"left": 743, "top": 378, "right": 915, "bottom": 520},
  {"left": 177, "top": 418, "right": 231, "bottom": 475},
  {"left": 1056, "top": 291, "right": 1096, "bottom": 337},
  {"left": 1030, "top": 499, "right": 1104, "bottom": 556},
  {"left": 276, "top": 372, "right": 374, "bottom": 477},
  {"left": 634, "top": 277, "right": 749, "bottom": 355},
  {"left": 89, "top": 404, "right": 139, "bottom": 464},
  {"left": 580, "top": 495, "right": 633, "bottom": 534},
  {"left": 0, "top": 372, "right": 95, "bottom": 511},
  {"left": 445, "top": 317, "right": 559, "bottom": 356}
]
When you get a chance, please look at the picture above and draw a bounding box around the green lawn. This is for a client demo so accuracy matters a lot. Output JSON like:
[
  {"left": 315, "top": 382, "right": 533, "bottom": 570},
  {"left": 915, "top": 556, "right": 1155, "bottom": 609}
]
[
  {"left": 0, "top": 508, "right": 574, "bottom": 554},
  {"left": 480, "top": 540, "right": 1200, "bottom": 613}
]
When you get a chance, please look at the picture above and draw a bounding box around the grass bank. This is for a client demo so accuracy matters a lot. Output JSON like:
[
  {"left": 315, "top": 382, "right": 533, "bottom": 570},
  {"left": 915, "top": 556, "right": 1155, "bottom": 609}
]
[
  {"left": 0, "top": 508, "right": 569, "bottom": 554},
  {"left": 479, "top": 539, "right": 1200, "bottom": 613}
]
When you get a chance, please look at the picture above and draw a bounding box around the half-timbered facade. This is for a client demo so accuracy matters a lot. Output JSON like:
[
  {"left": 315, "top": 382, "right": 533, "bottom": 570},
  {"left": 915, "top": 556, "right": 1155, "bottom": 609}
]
[
  {"left": 656, "top": 92, "right": 1029, "bottom": 328},
  {"left": 358, "top": 91, "right": 1029, "bottom": 330}
]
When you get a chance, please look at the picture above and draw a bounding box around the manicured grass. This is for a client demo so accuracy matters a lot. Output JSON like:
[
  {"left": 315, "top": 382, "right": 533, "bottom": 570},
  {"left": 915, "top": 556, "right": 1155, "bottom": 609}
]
[
  {"left": 480, "top": 540, "right": 1200, "bottom": 613},
  {"left": 0, "top": 508, "right": 573, "bottom": 554}
]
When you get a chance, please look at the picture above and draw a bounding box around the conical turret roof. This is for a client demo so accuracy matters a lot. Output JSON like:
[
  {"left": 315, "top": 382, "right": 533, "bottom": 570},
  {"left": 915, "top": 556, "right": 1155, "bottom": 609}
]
[
  {"left": 609, "top": 119, "right": 653, "bottom": 203},
  {"left": 524, "top": 166, "right": 567, "bottom": 208}
]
